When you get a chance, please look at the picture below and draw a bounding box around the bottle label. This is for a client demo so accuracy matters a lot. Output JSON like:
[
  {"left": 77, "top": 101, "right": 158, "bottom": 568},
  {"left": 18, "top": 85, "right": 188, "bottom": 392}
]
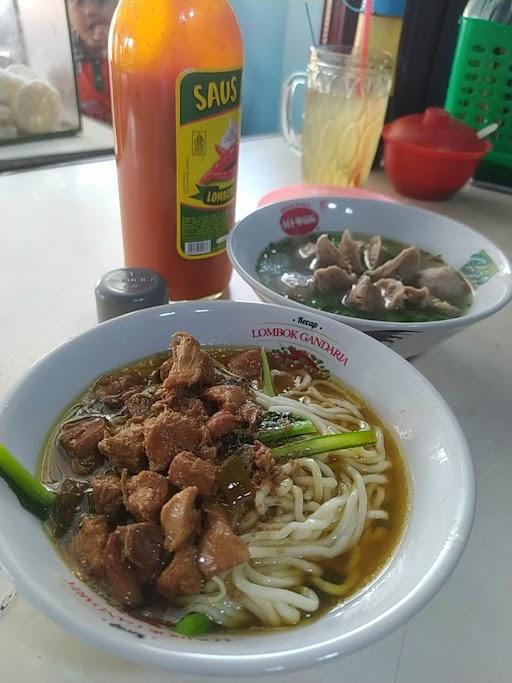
[{"left": 175, "top": 68, "right": 242, "bottom": 260}]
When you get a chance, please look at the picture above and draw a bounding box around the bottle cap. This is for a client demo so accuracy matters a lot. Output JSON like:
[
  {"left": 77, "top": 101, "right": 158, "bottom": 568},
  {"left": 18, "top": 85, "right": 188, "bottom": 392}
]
[
  {"left": 95, "top": 268, "right": 169, "bottom": 323},
  {"left": 372, "top": 0, "right": 406, "bottom": 17}
]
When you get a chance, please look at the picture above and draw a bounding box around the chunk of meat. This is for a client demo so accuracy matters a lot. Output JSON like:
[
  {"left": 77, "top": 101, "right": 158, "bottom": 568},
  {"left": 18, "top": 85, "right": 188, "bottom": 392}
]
[
  {"left": 160, "top": 486, "right": 200, "bottom": 552},
  {"left": 163, "top": 332, "right": 215, "bottom": 389},
  {"left": 200, "top": 444, "right": 218, "bottom": 461},
  {"left": 430, "top": 297, "right": 461, "bottom": 318},
  {"left": 339, "top": 230, "right": 363, "bottom": 275},
  {"left": 368, "top": 246, "right": 420, "bottom": 284},
  {"left": 70, "top": 515, "right": 109, "bottom": 579},
  {"left": 198, "top": 505, "right": 249, "bottom": 579},
  {"left": 98, "top": 422, "right": 146, "bottom": 473},
  {"left": 375, "top": 277, "right": 405, "bottom": 309},
  {"left": 364, "top": 235, "right": 383, "bottom": 269},
  {"left": 251, "top": 441, "right": 278, "bottom": 485},
  {"left": 416, "top": 266, "right": 467, "bottom": 304},
  {"left": 92, "top": 473, "right": 123, "bottom": 520},
  {"left": 159, "top": 356, "right": 173, "bottom": 381},
  {"left": 152, "top": 390, "right": 209, "bottom": 422},
  {"left": 377, "top": 278, "right": 432, "bottom": 310},
  {"left": 315, "top": 234, "right": 337, "bottom": 266},
  {"left": 122, "top": 469, "right": 170, "bottom": 522},
  {"left": 314, "top": 265, "right": 356, "bottom": 295},
  {"left": 377, "top": 278, "right": 451, "bottom": 313},
  {"left": 239, "top": 401, "right": 263, "bottom": 429},
  {"left": 299, "top": 241, "right": 317, "bottom": 259},
  {"left": 315, "top": 234, "right": 346, "bottom": 269},
  {"left": 103, "top": 529, "right": 143, "bottom": 607},
  {"left": 253, "top": 441, "right": 275, "bottom": 474},
  {"left": 403, "top": 285, "right": 432, "bottom": 309},
  {"left": 93, "top": 373, "right": 140, "bottom": 407},
  {"left": 228, "top": 349, "right": 262, "bottom": 380},
  {"left": 117, "top": 522, "right": 165, "bottom": 584},
  {"left": 345, "top": 275, "right": 385, "bottom": 315},
  {"left": 169, "top": 451, "right": 218, "bottom": 496},
  {"left": 124, "top": 390, "right": 155, "bottom": 418},
  {"left": 156, "top": 543, "right": 203, "bottom": 601},
  {"left": 59, "top": 417, "right": 105, "bottom": 475},
  {"left": 202, "top": 385, "right": 247, "bottom": 413},
  {"left": 144, "top": 410, "right": 203, "bottom": 472},
  {"left": 206, "top": 410, "right": 239, "bottom": 441},
  {"left": 170, "top": 395, "right": 209, "bottom": 421}
]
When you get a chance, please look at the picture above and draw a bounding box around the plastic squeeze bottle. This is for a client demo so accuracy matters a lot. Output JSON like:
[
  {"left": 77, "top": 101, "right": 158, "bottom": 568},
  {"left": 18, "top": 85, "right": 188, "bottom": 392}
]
[
  {"left": 353, "top": 0, "right": 405, "bottom": 78},
  {"left": 110, "top": 0, "right": 243, "bottom": 300}
]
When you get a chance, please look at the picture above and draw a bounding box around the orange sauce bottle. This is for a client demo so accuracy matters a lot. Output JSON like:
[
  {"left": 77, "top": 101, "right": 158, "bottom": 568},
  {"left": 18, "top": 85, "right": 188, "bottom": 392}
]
[{"left": 109, "top": 0, "right": 243, "bottom": 300}]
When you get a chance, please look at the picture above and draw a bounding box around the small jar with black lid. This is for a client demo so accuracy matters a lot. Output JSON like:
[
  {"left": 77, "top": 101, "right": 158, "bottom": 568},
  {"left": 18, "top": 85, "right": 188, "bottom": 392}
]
[{"left": 95, "top": 268, "right": 169, "bottom": 323}]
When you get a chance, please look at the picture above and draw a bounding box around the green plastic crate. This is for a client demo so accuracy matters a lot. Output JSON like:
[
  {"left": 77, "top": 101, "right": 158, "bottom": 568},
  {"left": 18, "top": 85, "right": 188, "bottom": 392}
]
[{"left": 445, "top": 17, "right": 512, "bottom": 185}]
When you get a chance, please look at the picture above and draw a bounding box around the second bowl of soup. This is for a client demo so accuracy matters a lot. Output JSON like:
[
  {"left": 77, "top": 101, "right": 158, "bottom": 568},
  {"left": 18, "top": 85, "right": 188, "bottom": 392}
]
[{"left": 228, "top": 197, "right": 512, "bottom": 358}]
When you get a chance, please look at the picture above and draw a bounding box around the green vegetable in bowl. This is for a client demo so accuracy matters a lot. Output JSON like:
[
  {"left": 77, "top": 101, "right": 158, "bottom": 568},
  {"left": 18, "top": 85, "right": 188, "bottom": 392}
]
[
  {"left": 256, "top": 412, "right": 316, "bottom": 444},
  {"left": 270, "top": 430, "right": 377, "bottom": 460},
  {"left": 0, "top": 443, "right": 88, "bottom": 535},
  {"left": 175, "top": 612, "right": 217, "bottom": 637},
  {"left": 0, "top": 443, "right": 55, "bottom": 519},
  {"left": 217, "top": 430, "right": 377, "bottom": 508},
  {"left": 260, "top": 347, "right": 275, "bottom": 397},
  {"left": 217, "top": 446, "right": 255, "bottom": 506}
]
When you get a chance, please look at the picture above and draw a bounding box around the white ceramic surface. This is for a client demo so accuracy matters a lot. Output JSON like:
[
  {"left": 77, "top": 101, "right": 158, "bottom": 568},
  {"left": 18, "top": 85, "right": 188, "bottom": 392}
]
[
  {"left": 227, "top": 197, "right": 512, "bottom": 358},
  {"left": 0, "top": 301, "right": 474, "bottom": 676}
]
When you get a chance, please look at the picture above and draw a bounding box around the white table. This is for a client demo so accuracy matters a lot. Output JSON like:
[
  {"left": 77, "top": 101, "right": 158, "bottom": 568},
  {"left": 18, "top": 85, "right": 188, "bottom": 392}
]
[{"left": 0, "top": 136, "right": 511, "bottom": 683}]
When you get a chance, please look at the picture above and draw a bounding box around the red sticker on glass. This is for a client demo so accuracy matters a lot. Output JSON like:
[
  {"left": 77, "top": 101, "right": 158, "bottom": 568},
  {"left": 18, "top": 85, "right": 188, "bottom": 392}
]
[{"left": 280, "top": 207, "right": 319, "bottom": 236}]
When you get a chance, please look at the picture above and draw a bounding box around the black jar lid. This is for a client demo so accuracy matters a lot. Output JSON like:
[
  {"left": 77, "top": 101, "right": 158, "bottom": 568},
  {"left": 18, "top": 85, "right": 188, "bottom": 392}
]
[{"left": 95, "top": 268, "right": 169, "bottom": 323}]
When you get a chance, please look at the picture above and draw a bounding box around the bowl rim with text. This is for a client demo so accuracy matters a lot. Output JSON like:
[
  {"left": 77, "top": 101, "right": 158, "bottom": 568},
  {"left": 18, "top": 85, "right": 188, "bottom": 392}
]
[
  {"left": 227, "top": 197, "right": 512, "bottom": 357},
  {"left": 0, "top": 301, "right": 475, "bottom": 676}
]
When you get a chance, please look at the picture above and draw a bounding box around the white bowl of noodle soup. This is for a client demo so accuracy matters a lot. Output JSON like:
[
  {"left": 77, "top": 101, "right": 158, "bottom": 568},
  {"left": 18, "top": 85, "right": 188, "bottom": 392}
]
[
  {"left": 228, "top": 197, "right": 512, "bottom": 359},
  {"left": 0, "top": 301, "right": 474, "bottom": 675}
]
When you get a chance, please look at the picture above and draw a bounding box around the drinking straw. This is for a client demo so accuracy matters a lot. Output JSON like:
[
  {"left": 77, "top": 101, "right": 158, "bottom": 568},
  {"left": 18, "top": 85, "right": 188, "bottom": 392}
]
[
  {"left": 353, "top": 0, "right": 373, "bottom": 185},
  {"left": 359, "top": 0, "right": 373, "bottom": 68},
  {"left": 304, "top": 2, "right": 318, "bottom": 46}
]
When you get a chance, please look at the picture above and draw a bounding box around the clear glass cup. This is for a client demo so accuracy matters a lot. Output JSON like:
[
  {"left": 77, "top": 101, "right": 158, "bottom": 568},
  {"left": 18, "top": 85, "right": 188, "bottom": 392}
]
[{"left": 281, "top": 46, "right": 393, "bottom": 187}]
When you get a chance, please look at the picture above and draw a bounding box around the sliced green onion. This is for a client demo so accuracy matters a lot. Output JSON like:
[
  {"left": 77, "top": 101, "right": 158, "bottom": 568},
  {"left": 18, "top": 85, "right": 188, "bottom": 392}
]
[
  {"left": 175, "top": 612, "right": 217, "bottom": 637},
  {"left": 270, "top": 430, "right": 377, "bottom": 460},
  {"left": 260, "top": 347, "right": 275, "bottom": 397},
  {"left": 257, "top": 419, "right": 317, "bottom": 444},
  {"left": 0, "top": 443, "right": 55, "bottom": 519}
]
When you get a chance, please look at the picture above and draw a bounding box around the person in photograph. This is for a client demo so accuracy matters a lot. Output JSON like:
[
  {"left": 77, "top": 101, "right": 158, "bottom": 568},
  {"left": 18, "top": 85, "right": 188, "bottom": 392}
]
[{"left": 67, "top": 0, "right": 117, "bottom": 124}]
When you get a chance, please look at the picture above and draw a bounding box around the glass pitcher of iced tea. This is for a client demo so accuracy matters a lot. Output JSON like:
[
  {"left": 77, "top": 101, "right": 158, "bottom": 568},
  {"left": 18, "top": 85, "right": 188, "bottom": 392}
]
[{"left": 281, "top": 46, "right": 393, "bottom": 187}]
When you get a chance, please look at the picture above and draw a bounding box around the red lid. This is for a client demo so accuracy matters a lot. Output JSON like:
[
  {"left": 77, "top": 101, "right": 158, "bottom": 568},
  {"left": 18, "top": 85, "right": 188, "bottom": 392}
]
[
  {"left": 258, "top": 184, "right": 395, "bottom": 207},
  {"left": 383, "top": 108, "right": 489, "bottom": 156}
]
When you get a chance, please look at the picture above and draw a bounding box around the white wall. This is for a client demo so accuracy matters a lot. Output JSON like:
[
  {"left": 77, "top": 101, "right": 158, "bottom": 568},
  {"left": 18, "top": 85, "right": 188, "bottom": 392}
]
[
  {"left": 230, "top": 0, "right": 289, "bottom": 135},
  {"left": 282, "top": 0, "right": 323, "bottom": 82},
  {"left": 231, "top": 0, "right": 323, "bottom": 135}
]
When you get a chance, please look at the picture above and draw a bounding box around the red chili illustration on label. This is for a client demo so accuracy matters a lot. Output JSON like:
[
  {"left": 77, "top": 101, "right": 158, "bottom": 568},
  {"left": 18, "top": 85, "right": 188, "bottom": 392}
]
[
  {"left": 199, "top": 141, "right": 239, "bottom": 185},
  {"left": 280, "top": 207, "right": 319, "bottom": 236}
]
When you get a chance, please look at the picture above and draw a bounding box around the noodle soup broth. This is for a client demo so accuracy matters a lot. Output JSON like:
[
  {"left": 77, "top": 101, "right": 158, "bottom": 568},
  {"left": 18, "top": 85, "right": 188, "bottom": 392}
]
[{"left": 40, "top": 340, "right": 409, "bottom": 635}]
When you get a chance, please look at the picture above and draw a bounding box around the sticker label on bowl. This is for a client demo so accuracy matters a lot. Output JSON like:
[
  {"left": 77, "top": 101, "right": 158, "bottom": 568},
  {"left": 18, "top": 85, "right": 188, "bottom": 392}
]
[
  {"left": 280, "top": 206, "right": 319, "bottom": 236},
  {"left": 459, "top": 250, "right": 498, "bottom": 289},
  {"left": 66, "top": 579, "right": 233, "bottom": 643},
  {"left": 251, "top": 319, "right": 349, "bottom": 367}
]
